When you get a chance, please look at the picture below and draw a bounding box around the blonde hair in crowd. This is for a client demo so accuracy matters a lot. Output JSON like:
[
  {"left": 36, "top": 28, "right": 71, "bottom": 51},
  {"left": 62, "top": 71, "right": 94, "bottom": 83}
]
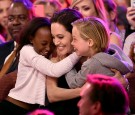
[
  {"left": 72, "top": 17, "right": 110, "bottom": 53},
  {"left": 70, "top": 0, "right": 108, "bottom": 27}
]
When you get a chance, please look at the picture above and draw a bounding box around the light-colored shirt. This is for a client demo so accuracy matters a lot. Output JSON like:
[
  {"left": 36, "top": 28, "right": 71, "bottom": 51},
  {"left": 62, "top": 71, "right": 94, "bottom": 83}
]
[{"left": 8, "top": 45, "right": 80, "bottom": 105}]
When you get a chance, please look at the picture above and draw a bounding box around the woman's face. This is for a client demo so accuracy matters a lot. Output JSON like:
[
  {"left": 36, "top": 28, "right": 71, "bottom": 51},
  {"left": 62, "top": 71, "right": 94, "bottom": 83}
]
[
  {"left": 0, "top": 0, "right": 12, "bottom": 28},
  {"left": 44, "top": 4, "right": 56, "bottom": 19},
  {"left": 51, "top": 23, "right": 73, "bottom": 57},
  {"left": 72, "top": 0, "right": 97, "bottom": 18}
]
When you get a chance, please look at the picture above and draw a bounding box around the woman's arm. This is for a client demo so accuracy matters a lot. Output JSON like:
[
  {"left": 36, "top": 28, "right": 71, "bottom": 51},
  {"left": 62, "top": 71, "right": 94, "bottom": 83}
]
[
  {"left": 46, "top": 77, "right": 81, "bottom": 103},
  {"left": 46, "top": 53, "right": 81, "bottom": 103},
  {"left": 111, "top": 69, "right": 129, "bottom": 89}
]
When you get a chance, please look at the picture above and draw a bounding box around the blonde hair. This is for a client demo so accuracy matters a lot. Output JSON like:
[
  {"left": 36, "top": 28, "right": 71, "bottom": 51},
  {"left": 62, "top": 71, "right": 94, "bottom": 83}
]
[
  {"left": 72, "top": 17, "right": 110, "bottom": 53},
  {"left": 70, "top": 0, "right": 108, "bottom": 26}
]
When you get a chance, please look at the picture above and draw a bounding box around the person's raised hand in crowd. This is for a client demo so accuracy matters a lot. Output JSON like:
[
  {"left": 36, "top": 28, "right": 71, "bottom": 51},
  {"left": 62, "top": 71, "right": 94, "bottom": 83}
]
[{"left": 126, "top": 7, "right": 135, "bottom": 29}]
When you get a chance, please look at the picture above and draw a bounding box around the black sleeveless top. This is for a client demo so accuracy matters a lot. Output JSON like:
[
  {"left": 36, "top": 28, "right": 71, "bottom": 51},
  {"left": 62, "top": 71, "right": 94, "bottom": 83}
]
[{"left": 44, "top": 76, "right": 80, "bottom": 115}]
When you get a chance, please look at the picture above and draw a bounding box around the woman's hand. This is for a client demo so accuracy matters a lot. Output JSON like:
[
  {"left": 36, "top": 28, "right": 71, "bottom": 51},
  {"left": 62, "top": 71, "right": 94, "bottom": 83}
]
[
  {"left": 126, "top": 7, "right": 135, "bottom": 29},
  {"left": 111, "top": 69, "right": 129, "bottom": 89}
]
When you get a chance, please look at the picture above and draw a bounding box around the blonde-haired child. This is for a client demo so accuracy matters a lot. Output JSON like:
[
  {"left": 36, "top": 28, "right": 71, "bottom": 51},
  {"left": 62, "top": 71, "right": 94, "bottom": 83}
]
[{"left": 65, "top": 17, "right": 133, "bottom": 88}]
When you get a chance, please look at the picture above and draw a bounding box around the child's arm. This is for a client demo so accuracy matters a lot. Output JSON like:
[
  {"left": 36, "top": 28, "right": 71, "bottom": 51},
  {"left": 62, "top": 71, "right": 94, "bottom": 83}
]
[
  {"left": 20, "top": 45, "right": 80, "bottom": 77},
  {"left": 65, "top": 61, "right": 94, "bottom": 89}
]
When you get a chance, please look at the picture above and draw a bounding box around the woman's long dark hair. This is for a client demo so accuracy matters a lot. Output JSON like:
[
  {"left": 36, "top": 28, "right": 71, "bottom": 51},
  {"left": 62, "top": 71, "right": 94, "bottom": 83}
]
[{"left": 51, "top": 8, "right": 83, "bottom": 33}]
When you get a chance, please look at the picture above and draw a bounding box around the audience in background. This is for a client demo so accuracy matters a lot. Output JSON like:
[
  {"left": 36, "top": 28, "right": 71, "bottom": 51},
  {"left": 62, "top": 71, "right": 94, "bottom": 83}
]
[
  {"left": 0, "top": 0, "right": 33, "bottom": 103},
  {"left": 0, "top": 0, "right": 33, "bottom": 76},
  {"left": 103, "top": 0, "right": 125, "bottom": 44}
]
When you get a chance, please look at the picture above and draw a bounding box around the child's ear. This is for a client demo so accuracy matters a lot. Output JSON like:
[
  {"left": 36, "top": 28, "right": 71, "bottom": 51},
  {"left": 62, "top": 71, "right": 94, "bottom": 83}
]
[{"left": 88, "top": 39, "right": 94, "bottom": 47}]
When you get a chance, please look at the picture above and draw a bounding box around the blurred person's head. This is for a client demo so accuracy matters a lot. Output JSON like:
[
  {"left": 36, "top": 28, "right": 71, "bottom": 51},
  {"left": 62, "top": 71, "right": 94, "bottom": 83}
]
[
  {"left": 58, "top": 0, "right": 70, "bottom": 9},
  {"left": 7, "top": 0, "right": 33, "bottom": 43},
  {"left": 116, "top": 6, "right": 128, "bottom": 30},
  {"left": 0, "top": 0, "right": 12, "bottom": 29},
  {"left": 78, "top": 74, "right": 129, "bottom": 115},
  {"left": 34, "top": 0, "right": 61, "bottom": 19},
  {"left": 114, "top": 0, "right": 129, "bottom": 7},
  {"left": 51, "top": 8, "right": 82, "bottom": 57},
  {"left": 103, "top": 0, "right": 118, "bottom": 32},
  {"left": 27, "top": 109, "right": 54, "bottom": 115},
  {"left": 70, "top": 0, "right": 107, "bottom": 24}
]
